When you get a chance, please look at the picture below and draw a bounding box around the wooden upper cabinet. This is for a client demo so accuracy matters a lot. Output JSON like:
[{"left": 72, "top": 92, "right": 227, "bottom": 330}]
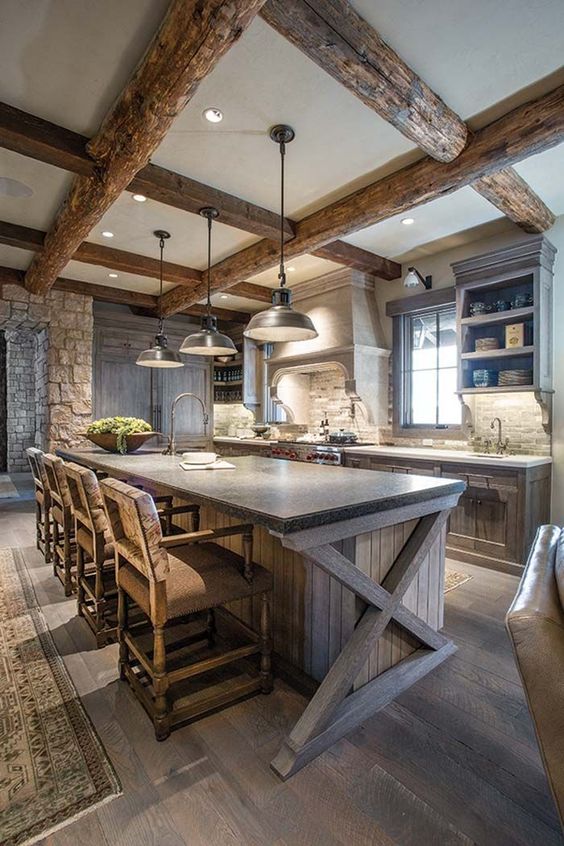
[{"left": 452, "top": 236, "right": 556, "bottom": 414}]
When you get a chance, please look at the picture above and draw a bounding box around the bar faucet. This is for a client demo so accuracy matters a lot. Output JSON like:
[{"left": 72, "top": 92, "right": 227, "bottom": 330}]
[
  {"left": 163, "top": 392, "right": 209, "bottom": 455},
  {"left": 490, "top": 416, "right": 509, "bottom": 454}
]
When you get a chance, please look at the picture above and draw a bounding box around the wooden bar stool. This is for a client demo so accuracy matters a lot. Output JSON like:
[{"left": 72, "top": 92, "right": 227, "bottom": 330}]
[
  {"left": 64, "top": 462, "right": 202, "bottom": 648},
  {"left": 100, "top": 477, "right": 273, "bottom": 741},
  {"left": 64, "top": 462, "right": 118, "bottom": 646},
  {"left": 26, "top": 447, "right": 52, "bottom": 564},
  {"left": 42, "top": 453, "right": 76, "bottom": 595}
]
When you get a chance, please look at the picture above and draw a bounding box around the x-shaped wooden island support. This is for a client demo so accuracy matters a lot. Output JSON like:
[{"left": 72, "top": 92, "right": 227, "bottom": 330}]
[{"left": 271, "top": 500, "right": 459, "bottom": 780}]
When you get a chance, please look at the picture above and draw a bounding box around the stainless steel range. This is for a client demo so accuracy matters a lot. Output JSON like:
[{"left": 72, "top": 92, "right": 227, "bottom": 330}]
[
  {"left": 270, "top": 440, "right": 375, "bottom": 465},
  {"left": 271, "top": 443, "right": 344, "bottom": 465}
]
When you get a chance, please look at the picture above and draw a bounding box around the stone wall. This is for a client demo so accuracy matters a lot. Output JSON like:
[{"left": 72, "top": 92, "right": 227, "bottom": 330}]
[
  {"left": 0, "top": 284, "right": 93, "bottom": 469},
  {"left": 5, "top": 329, "right": 36, "bottom": 471},
  {"left": 213, "top": 402, "right": 255, "bottom": 437}
]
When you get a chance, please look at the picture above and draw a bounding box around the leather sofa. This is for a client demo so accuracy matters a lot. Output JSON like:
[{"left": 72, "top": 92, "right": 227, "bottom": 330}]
[{"left": 506, "top": 524, "right": 564, "bottom": 830}]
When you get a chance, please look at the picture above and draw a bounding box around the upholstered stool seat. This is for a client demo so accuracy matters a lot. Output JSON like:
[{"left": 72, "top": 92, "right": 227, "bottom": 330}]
[
  {"left": 100, "top": 477, "right": 274, "bottom": 741},
  {"left": 118, "top": 543, "right": 272, "bottom": 619}
]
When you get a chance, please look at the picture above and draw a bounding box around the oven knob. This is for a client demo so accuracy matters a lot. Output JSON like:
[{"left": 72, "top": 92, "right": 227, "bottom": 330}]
[
  {"left": 331, "top": 454, "right": 338, "bottom": 461},
  {"left": 290, "top": 452, "right": 297, "bottom": 459},
  {"left": 306, "top": 454, "right": 313, "bottom": 461}
]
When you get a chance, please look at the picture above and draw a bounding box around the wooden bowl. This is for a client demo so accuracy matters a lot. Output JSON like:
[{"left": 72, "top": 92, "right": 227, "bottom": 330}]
[{"left": 82, "top": 431, "right": 158, "bottom": 453}]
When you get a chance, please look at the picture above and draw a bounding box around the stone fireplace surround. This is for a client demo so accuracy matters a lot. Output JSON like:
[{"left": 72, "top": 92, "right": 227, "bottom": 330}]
[{"left": 0, "top": 283, "right": 93, "bottom": 472}]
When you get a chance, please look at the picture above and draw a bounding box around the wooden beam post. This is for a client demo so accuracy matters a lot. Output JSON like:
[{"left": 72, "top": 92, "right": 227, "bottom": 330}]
[
  {"left": 160, "top": 83, "right": 564, "bottom": 315},
  {"left": 24, "top": 0, "right": 266, "bottom": 295}
]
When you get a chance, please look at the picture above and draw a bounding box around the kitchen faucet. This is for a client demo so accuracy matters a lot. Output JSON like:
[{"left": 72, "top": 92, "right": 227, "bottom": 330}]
[
  {"left": 490, "top": 416, "right": 509, "bottom": 454},
  {"left": 163, "top": 392, "right": 209, "bottom": 455}
]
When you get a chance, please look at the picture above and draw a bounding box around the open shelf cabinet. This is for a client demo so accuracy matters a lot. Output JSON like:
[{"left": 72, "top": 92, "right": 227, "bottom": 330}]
[{"left": 453, "top": 237, "right": 555, "bottom": 410}]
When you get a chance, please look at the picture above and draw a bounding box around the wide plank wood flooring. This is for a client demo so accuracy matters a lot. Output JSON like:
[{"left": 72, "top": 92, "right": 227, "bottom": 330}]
[{"left": 2, "top": 476, "right": 562, "bottom": 846}]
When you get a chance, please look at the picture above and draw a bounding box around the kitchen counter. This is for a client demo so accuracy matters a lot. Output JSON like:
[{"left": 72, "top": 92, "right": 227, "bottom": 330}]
[
  {"left": 214, "top": 436, "right": 275, "bottom": 447},
  {"left": 58, "top": 445, "right": 462, "bottom": 779},
  {"left": 57, "top": 447, "right": 463, "bottom": 535},
  {"left": 344, "top": 444, "right": 551, "bottom": 469}
]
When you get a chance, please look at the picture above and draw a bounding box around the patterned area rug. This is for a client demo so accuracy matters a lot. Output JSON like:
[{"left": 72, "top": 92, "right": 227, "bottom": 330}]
[
  {"left": 444, "top": 570, "right": 473, "bottom": 593},
  {"left": 0, "top": 475, "right": 18, "bottom": 498},
  {"left": 0, "top": 548, "right": 121, "bottom": 846}
]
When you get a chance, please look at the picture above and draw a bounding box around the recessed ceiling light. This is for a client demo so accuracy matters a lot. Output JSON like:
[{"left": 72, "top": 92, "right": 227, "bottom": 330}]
[
  {"left": 108, "top": 272, "right": 118, "bottom": 278},
  {"left": 401, "top": 217, "right": 415, "bottom": 225},
  {"left": 0, "top": 177, "right": 33, "bottom": 198},
  {"left": 132, "top": 194, "right": 147, "bottom": 203},
  {"left": 287, "top": 265, "right": 296, "bottom": 272},
  {"left": 102, "top": 231, "right": 114, "bottom": 238},
  {"left": 220, "top": 294, "right": 229, "bottom": 299},
  {"left": 203, "top": 107, "right": 223, "bottom": 123}
]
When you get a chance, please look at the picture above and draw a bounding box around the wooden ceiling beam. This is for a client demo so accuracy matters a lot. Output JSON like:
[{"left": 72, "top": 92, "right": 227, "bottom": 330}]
[
  {"left": 0, "top": 104, "right": 402, "bottom": 280},
  {"left": 260, "top": 0, "right": 467, "bottom": 162},
  {"left": 311, "top": 239, "right": 400, "bottom": 279},
  {"left": 0, "top": 263, "right": 248, "bottom": 323},
  {"left": 23, "top": 0, "right": 266, "bottom": 295},
  {"left": 0, "top": 219, "right": 272, "bottom": 303},
  {"left": 262, "top": 0, "right": 554, "bottom": 234},
  {"left": 0, "top": 219, "right": 202, "bottom": 284},
  {"left": 472, "top": 167, "right": 556, "bottom": 233},
  {"left": 0, "top": 100, "right": 292, "bottom": 242},
  {"left": 160, "top": 83, "right": 564, "bottom": 315}
]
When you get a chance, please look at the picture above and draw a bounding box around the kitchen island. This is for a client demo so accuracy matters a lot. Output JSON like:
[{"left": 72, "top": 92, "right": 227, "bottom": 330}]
[{"left": 58, "top": 447, "right": 464, "bottom": 778}]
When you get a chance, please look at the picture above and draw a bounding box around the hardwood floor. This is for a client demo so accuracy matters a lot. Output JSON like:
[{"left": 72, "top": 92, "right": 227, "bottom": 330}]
[{"left": 2, "top": 478, "right": 562, "bottom": 846}]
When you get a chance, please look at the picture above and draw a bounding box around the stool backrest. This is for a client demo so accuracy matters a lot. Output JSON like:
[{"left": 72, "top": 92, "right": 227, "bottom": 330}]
[
  {"left": 64, "top": 462, "right": 107, "bottom": 536},
  {"left": 26, "top": 447, "right": 47, "bottom": 489},
  {"left": 42, "top": 454, "right": 72, "bottom": 509},
  {"left": 100, "top": 478, "right": 168, "bottom": 582}
]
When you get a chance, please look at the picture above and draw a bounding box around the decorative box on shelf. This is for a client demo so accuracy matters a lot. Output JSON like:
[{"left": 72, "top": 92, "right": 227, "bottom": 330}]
[{"left": 452, "top": 235, "right": 556, "bottom": 431}]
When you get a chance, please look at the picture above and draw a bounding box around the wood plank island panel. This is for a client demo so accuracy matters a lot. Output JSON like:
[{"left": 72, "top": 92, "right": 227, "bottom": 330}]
[{"left": 171, "top": 503, "right": 443, "bottom": 687}]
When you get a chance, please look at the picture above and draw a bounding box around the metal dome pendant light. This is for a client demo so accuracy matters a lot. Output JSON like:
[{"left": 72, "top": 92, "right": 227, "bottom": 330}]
[
  {"left": 244, "top": 125, "right": 318, "bottom": 343},
  {"left": 179, "top": 208, "right": 237, "bottom": 357},
  {"left": 136, "top": 230, "right": 184, "bottom": 368}
]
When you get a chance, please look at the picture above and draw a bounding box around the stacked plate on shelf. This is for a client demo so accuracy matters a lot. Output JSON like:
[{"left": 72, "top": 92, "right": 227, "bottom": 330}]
[
  {"left": 475, "top": 337, "right": 499, "bottom": 352},
  {"left": 498, "top": 369, "right": 532, "bottom": 386}
]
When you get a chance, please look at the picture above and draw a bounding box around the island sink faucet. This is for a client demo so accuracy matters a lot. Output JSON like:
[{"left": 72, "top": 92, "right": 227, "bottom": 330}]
[{"left": 163, "top": 392, "right": 209, "bottom": 455}]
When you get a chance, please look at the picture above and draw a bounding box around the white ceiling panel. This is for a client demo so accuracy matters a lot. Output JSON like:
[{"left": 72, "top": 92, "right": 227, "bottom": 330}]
[
  {"left": 343, "top": 187, "right": 505, "bottom": 260},
  {"left": 90, "top": 193, "right": 259, "bottom": 269},
  {"left": 0, "top": 244, "right": 33, "bottom": 270},
  {"left": 63, "top": 260, "right": 175, "bottom": 297},
  {"left": 152, "top": 18, "right": 415, "bottom": 219},
  {"left": 352, "top": 0, "right": 564, "bottom": 121},
  {"left": 0, "top": 0, "right": 169, "bottom": 135},
  {"left": 247, "top": 253, "right": 342, "bottom": 287},
  {"left": 0, "top": 149, "right": 72, "bottom": 230}
]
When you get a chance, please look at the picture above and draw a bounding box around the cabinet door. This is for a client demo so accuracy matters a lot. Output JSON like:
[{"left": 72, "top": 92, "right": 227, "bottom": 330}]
[
  {"left": 95, "top": 356, "right": 153, "bottom": 421},
  {"left": 474, "top": 486, "right": 519, "bottom": 563},
  {"left": 157, "top": 355, "right": 212, "bottom": 449},
  {"left": 447, "top": 491, "right": 478, "bottom": 552}
]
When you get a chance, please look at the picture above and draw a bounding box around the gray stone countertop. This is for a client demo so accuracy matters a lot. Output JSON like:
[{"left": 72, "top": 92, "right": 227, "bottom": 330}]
[
  {"left": 343, "top": 445, "right": 552, "bottom": 469},
  {"left": 57, "top": 448, "right": 464, "bottom": 535}
]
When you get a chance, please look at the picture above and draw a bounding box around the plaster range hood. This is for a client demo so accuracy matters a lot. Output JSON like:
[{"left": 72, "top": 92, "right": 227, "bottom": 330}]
[{"left": 266, "top": 268, "right": 391, "bottom": 425}]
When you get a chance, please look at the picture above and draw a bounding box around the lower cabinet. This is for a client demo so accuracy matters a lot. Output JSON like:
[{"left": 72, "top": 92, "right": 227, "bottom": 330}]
[{"left": 344, "top": 453, "right": 551, "bottom": 575}]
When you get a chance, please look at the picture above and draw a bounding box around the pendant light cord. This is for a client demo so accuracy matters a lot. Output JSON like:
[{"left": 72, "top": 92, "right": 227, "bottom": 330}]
[
  {"left": 279, "top": 138, "right": 286, "bottom": 288},
  {"left": 158, "top": 234, "right": 165, "bottom": 334},
  {"left": 206, "top": 212, "right": 212, "bottom": 316}
]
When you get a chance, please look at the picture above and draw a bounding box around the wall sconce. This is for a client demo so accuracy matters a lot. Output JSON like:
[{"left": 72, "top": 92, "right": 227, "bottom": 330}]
[{"left": 404, "top": 266, "right": 432, "bottom": 290}]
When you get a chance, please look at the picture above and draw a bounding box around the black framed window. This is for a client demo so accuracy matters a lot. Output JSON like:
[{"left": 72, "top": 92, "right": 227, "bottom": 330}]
[{"left": 400, "top": 305, "right": 460, "bottom": 430}]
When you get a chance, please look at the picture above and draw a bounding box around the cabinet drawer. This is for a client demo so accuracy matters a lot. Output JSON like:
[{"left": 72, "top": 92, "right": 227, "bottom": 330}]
[{"left": 441, "top": 462, "right": 518, "bottom": 490}]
